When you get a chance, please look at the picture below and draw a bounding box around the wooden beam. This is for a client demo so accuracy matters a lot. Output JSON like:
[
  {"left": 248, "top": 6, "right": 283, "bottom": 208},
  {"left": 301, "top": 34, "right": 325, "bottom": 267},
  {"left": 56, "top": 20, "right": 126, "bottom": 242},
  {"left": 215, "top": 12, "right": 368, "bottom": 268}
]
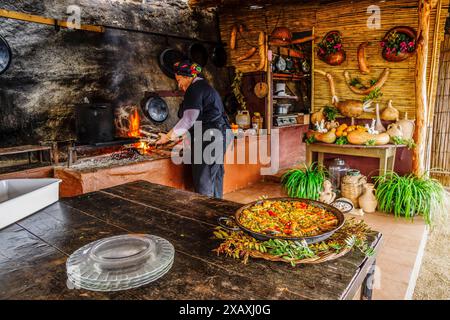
[
  {"left": 413, "top": 0, "right": 432, "bottom": 176},
  {"left": 0, "top": 9, "right": 104, "bottom": 33}
]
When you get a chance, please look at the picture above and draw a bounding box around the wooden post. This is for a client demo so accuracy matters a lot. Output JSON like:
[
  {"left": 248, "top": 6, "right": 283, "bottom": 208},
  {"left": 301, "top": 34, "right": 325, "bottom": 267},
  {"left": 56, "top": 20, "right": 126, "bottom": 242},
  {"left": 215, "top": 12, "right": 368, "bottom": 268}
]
[{"left": 413, "top": 0, "right": 432, "bottom": 176}]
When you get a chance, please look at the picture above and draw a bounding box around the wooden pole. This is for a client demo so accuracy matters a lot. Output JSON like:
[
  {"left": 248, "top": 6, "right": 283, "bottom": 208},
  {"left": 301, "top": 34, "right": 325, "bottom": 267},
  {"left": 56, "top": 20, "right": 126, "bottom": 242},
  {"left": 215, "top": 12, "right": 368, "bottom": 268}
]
[
  {"left": 425, "top": 0, "right": 443, "bottom": 172},
  {"left": 0, "top": 9, "right": 104, "bottom": 33},
  {"left": 413, "top": 0, "right": 432, "bottom": 176}
]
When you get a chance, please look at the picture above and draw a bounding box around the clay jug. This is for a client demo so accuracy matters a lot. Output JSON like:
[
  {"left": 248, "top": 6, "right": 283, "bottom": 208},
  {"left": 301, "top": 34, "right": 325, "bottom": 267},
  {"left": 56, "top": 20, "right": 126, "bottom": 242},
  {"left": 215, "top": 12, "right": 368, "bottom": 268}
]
[
  {"left": 381, "top": 100, "right": 400, "bottom": 121},
  {"left": 387, "top": 123, "right": 403, "bottom": 143},
  {"left": 358, "top": 183, "right": 378, "bottom": 213},
  {"left": 236, "top": 110, "right": 251, "bottom": 129},
  {"left": 395, "top": 112, "right": 415, "bottom": 140}
]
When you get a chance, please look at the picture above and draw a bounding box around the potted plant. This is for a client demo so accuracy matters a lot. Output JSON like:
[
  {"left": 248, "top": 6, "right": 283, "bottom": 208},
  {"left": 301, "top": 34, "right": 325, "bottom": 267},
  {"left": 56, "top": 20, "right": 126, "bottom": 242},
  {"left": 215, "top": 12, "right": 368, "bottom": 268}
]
[
  {"left": 373, "top": 171, "right": 446, "bottom": 225},
  {"left": 281, "top": 163, "right": 327, "bottom": 200},
  {"left": 380, "top": 26, "right": 417, "bottom": 62},
  {"left": 317, "top": 31, "right": 346, "bottom": 66}
]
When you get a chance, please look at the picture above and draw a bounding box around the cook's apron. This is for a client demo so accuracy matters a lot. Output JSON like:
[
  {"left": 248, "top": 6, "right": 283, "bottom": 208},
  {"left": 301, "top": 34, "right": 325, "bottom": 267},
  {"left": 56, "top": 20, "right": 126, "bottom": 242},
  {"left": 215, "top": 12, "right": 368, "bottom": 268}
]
[{"left": 189, "top": 114, "right": 232, "bottom": 198}]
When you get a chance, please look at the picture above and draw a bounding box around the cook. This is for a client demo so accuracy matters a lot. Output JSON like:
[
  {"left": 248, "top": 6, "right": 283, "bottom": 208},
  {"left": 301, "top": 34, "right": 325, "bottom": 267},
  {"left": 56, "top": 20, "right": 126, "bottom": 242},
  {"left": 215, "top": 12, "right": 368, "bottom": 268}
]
[{"left": 155, "top": 60, "right": 231, "bottom": 198}]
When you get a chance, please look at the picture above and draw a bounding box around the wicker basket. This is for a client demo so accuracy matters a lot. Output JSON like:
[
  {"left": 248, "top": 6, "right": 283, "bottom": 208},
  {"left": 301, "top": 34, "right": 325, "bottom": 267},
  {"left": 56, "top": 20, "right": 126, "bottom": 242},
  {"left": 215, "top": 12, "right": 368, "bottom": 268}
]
[{"left": 341, "top": 172, "right": 367, "bottom": 208}]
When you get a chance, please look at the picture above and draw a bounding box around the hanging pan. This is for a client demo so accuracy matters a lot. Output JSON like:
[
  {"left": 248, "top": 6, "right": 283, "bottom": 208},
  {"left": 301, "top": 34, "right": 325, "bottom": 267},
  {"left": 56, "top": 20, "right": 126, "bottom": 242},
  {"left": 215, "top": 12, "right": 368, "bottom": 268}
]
[
  {"left": 188, "top": 42, "right": 208, "bottom": 67},
  {"left": 141, "top": 93, "right": 169, "bottom": 123},
  {"left": 0, "top": 34, "right": 12, "bottom": 75},
  {"left": 158, "top": 48, "right": 185, "bottom": 79},
  {"left": 211, "top": 44, "right": 227, "bottom": 68}
]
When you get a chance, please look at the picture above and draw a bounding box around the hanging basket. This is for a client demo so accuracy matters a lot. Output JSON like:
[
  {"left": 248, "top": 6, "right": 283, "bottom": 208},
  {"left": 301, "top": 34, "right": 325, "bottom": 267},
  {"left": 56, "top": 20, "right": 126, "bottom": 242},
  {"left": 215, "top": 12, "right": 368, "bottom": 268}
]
[
  {"left": 317, "top": 31, "right": 346, "bottom": 66},
  {"left": 381, "top": 26, "right": 417, "bottom": 62}
]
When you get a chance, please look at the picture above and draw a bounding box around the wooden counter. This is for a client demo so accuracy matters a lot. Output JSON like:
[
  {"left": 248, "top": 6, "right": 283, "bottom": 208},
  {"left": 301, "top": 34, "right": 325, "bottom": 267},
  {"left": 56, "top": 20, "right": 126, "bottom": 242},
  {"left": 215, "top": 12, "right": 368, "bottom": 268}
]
[{"left": 0, "top": 180, "right": 382, "bottom": 300}]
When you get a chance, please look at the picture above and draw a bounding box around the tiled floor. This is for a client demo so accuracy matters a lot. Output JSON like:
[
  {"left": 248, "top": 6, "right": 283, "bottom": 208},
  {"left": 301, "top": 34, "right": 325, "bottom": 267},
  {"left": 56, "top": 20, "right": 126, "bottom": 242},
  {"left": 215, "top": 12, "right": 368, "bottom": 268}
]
[{"left": 223, "top": 181, "right": 428, "bottom": 300}]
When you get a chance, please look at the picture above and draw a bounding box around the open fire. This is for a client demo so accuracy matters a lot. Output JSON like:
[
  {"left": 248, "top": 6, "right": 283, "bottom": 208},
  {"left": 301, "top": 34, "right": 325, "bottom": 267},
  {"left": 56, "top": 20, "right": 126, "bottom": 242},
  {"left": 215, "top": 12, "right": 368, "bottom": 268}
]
[{"left": 126, "top": 108, "right": 153, "bottom": 154}]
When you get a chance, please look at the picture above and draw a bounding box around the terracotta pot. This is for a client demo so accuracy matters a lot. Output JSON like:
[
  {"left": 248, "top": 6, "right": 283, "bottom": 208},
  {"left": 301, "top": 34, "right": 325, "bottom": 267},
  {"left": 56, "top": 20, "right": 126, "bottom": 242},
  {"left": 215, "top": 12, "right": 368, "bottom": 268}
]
[
  {"left": 358, "top": 183, "right": 378, "bottom": 213},
  {"left": 382, "top": 26, "right": 417, "bottom": 62}
]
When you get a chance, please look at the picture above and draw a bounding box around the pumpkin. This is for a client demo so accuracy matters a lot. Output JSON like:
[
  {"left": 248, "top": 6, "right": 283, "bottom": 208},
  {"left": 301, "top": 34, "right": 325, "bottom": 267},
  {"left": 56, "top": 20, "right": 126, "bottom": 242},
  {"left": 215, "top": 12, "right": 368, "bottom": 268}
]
[
  {"left": 347, "top": 131, "right": 390, "bottom": 145},
  {"left": 307, "top": 130, "right": 336, "bottom": 144}
]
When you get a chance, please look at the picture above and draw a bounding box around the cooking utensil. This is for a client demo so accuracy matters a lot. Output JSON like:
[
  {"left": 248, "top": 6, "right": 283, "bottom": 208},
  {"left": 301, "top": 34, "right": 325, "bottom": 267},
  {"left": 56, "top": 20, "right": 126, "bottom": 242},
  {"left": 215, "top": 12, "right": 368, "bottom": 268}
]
[
  {"left": 275, "top": 103, "right": 290, "bottom": 115},
  {"left": 254, "top": 82, "right": 268, "bottom": 98},
  {"left": 141, "top": 93, "right": 169, "bottom": 123},
  {"left": 0, "top": 34, "right": 12, "bottom": 75},
  {"left": 188, "top": 42, "right": 208, "bottom": 67},
  {"left": 218, "top": 197, "right": 345, "bottom": 244},
  {"left": 211, "top": 44, "right": 227, "bottom": 67},
  {"left": 158, "top": 48, "right": 186, "bottom": 79},
  {"left": 75, "top": 103, "right": 115, "bottom": 144}
]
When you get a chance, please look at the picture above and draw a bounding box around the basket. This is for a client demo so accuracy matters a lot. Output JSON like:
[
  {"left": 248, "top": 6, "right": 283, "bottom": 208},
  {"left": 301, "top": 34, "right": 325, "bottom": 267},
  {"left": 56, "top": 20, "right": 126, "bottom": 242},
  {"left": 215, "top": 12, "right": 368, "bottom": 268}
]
[{"left": 341, "top": 173, "right": 367, "bottom": 209}]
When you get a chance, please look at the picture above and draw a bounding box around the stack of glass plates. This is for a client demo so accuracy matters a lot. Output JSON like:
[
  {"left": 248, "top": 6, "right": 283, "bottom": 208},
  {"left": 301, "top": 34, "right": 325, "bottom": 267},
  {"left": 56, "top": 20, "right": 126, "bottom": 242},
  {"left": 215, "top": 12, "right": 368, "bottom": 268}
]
[{"left": 66, "top": 234, "right": 174, "bottom": 292}]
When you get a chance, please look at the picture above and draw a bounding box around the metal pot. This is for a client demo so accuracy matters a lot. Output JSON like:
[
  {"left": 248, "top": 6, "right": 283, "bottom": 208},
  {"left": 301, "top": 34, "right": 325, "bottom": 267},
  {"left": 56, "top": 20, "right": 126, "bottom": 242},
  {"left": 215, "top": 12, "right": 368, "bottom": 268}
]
[
  {"left": 75, "top": 103, "right": 115, "bottom": 144},
  {"left": 217, "top": 197, "right": 345, "bottom": 244},
  {"left": 275, "top": 104, "right": 290, "bottom": 115}
]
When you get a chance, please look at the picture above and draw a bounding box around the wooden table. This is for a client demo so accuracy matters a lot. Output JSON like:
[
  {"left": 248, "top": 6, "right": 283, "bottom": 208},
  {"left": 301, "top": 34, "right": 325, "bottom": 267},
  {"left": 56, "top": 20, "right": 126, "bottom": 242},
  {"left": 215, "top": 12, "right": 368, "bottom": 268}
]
[
  {"left": 0, "top": 181, "right": 382, "bottom": 300},
  {"left": 0, "top": 144, "right": 53, "bottom": 164},
  {"left": 306, "top": 143, "right": 405, "bottom": 175}
]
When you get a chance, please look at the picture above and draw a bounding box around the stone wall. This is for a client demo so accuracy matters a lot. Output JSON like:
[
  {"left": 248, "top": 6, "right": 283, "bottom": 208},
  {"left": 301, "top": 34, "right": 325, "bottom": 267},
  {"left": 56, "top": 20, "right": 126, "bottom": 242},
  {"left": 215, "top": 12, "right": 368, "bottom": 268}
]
[{"left": 0, "top": 0, "right": 230, "bottom": 147}]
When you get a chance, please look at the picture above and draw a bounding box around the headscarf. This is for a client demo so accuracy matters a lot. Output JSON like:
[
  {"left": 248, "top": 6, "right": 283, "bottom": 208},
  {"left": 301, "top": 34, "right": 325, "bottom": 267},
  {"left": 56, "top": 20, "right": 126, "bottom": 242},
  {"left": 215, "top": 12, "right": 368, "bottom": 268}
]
[{"left": 173, "top": 60, "right": 202, "bottom": 78}]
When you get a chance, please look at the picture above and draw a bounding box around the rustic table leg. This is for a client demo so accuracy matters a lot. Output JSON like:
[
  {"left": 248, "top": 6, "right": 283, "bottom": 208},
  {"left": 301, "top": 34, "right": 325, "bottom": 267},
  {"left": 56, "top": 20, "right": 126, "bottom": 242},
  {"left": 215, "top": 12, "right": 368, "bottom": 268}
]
[
  {"left": 39, "top": 150, "right": 43, "bottom": 163},
  {"left": 361, "top": 259, "right": 376, "bottom": 300},
  {"left": 306, "top": 148, "right": 313, "bottom": 166},
  {"left": 317, "top": 152, "right": 324, "bottom": 167},
  {"left": 379, "top": 153, "right": 388, "bottom": 176}
]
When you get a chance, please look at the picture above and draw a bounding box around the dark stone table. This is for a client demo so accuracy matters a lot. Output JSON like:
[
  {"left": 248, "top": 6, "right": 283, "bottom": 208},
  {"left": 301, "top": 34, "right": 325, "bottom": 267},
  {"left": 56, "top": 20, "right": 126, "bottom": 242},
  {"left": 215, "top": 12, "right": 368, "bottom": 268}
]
[{"left": 0, "top": 180, "right": 382, "bottom": 300}]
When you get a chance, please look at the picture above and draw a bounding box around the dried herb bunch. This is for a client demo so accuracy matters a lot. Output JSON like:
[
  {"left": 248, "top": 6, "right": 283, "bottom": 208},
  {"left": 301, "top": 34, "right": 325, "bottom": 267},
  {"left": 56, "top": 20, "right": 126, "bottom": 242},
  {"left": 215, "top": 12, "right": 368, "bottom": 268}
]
[{"left": 213, "top": 218, "right": 375, "bottom": 266}]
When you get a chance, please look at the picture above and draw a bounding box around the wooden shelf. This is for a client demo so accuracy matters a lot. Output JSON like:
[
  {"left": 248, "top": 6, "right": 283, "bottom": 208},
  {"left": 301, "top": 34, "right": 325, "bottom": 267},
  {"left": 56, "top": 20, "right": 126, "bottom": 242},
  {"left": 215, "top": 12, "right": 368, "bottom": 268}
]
[
  {"left": 273, "top": 73, "right": 310, "bottom": 81},
  {"left": 273, "top": 95, "right": 298, "bottom": 100}
]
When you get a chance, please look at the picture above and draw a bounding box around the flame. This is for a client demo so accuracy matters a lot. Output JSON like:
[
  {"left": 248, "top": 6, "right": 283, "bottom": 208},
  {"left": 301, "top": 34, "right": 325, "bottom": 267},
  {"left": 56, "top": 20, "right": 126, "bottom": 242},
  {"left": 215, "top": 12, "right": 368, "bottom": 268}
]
[
  {"left": 127, "top": 108, "right": 153, "bottom": 154},
  {"left": 128, "top": 109, "right": 141, "bottom": 138}
]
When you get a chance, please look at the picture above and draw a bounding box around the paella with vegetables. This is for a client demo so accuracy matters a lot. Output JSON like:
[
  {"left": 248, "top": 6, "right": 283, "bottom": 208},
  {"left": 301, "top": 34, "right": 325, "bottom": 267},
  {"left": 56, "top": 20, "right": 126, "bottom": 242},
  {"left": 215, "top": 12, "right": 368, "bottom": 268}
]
[{"left": 238, "top": 200, "right": 339, "bottom": 238}]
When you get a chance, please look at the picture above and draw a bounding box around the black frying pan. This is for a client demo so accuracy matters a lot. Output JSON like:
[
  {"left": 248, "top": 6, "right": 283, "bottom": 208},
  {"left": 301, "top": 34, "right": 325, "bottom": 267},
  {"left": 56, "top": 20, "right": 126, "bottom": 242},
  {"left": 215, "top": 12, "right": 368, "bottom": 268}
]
[
  {"left": 218, "top": 197, "right": 345, "bottom": 244},
  {"left": 0, "top": 34, "right": 12, "bottom": 75},
  {"left": 158, "top": 48, "right": 185, "bottom": 79},
  {"left": 211, "top": 44, "right": 227, "bottom": 68}
]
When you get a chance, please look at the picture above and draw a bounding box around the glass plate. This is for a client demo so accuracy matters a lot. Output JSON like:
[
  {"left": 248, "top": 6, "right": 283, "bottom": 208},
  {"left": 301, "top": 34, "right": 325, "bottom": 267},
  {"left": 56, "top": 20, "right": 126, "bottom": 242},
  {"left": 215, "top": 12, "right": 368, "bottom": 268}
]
[
  {"left": 67, "top": 260, "right": 174, "bottom": 292},
  {"left": 67, "top": 234, "right": 174, "bottom": 285}
]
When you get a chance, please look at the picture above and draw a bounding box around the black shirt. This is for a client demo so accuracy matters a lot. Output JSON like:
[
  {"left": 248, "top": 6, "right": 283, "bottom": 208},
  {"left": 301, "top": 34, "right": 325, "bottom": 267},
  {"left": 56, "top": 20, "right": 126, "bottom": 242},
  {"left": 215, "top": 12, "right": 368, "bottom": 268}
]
[{"left": 181, "top": 79, "right": 228, "bottom": 130}]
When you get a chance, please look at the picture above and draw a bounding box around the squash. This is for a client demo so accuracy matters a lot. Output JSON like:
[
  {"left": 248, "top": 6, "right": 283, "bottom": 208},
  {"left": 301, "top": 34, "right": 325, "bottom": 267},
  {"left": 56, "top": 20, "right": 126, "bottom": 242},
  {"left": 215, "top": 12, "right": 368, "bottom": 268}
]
[
  {"left": 306, "top": 130, "right": 336, "bottom": 144},
  {"left": 347, "top": 131, "right": 390, "bottom": 145},
  {"left": 311, "top": 108, "right": 325, "bottom": 125}
]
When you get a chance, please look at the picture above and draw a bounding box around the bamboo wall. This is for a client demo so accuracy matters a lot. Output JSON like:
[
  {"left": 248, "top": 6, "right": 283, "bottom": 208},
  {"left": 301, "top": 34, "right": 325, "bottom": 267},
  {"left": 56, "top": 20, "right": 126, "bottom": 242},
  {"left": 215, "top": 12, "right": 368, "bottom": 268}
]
[
  {"left": 219, "top": 0, "right": 449, "bottom": 119},
  {"left": 430, "top": 33, "right": 450, "bottom": 186}
]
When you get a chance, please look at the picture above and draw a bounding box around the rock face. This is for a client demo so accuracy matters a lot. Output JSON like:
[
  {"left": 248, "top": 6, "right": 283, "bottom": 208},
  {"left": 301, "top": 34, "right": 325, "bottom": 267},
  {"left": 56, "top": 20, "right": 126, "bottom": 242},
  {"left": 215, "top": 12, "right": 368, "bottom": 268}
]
[{"left": 0, "top": 0, "right": 229, "bottom": 146}]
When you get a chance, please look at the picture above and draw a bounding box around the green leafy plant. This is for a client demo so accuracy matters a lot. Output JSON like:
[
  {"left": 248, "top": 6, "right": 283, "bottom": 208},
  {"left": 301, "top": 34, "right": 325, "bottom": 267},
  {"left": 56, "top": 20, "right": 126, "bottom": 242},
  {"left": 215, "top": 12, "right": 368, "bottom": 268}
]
[
  {"left": 303, "top": 133, "right": 316, "bottom": 145},
  {"left": 324, "top": 106, "right": 339, "bottom": 121},
  {"left": 281, "top": 163, "right": 327, "bottom": 200},
  {"left": 335, "top": 136, "right": 348, "bottom": 145},
  {"left": 365, "top": 139, "right": 376, "bottom": 146},
  {"left": 392, "top": 136, "right": 416, "bottom": 149},
  {"left": 373, "top": 171, "right": 446, "bottom": 225},
  {"left": 362, "top": 87, "right": 383, "bottom": 103},
  {"left": 350, "top": 77, "right": 363, "bottom": 88}
]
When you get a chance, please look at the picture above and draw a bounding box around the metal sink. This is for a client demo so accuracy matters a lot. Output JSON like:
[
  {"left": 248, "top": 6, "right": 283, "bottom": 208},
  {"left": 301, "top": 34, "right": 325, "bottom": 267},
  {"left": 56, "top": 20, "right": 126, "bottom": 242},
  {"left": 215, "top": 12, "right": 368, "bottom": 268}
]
[{"left": 0, "top": 179, "right": 61, "bottom": 230}]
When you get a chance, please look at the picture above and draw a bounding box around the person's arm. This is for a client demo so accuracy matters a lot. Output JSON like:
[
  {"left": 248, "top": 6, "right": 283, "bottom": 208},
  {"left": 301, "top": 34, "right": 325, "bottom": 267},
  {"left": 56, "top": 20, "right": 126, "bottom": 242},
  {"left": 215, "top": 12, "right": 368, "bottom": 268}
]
[{"left": 155, "top": 109, "right": 200, "bottom": 145}]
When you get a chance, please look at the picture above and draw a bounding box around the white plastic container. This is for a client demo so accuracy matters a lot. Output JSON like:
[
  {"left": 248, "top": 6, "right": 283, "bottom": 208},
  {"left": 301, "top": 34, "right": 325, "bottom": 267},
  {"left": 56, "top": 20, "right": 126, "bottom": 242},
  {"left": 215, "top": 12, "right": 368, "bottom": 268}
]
[{"left": 0, "top": 178, "right": 61, "bottom": 230}]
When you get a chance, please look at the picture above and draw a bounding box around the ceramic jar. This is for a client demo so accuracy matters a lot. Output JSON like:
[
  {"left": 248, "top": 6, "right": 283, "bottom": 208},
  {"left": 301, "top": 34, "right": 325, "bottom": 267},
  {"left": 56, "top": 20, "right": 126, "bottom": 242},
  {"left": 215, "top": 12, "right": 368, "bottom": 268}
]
[{"left": 358, "top": 183, "right": 378, "bottom": 213}]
